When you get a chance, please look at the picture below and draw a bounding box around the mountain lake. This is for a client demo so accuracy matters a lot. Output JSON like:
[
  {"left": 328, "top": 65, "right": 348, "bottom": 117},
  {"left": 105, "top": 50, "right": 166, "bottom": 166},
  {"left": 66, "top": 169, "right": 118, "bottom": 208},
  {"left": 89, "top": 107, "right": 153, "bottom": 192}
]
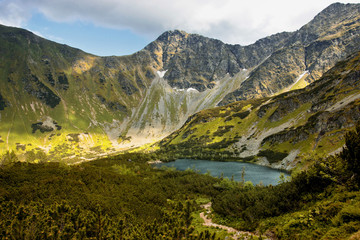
[{"left": 155, "top": 159, "right": 290, "bottom": 186}]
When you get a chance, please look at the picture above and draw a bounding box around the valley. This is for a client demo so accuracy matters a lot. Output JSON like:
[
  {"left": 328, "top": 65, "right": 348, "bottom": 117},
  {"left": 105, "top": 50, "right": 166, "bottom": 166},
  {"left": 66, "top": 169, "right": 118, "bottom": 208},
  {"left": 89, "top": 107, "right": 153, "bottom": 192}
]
[
  {"left": 0, "top": 126, "right": 359, "bottom": 239},
  {"left": 0, "top": 3, "right": 360, "bottom": 166},
  {"left": 0, "top": 2, "right": 360, "bottom": 239}
]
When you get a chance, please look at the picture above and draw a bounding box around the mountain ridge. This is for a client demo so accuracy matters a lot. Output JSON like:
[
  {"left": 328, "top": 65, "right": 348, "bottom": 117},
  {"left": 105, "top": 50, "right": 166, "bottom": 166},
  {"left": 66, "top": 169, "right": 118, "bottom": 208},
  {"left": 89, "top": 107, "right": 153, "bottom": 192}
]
[
  {"left": 0, "top": 3, "right": 360, "bottom": 163},
  {"left": 219, "top": 2, "right": 360, "bottom": 105},
  {"left": 142, "top": 28, "right": 292, "bottom": 92}
]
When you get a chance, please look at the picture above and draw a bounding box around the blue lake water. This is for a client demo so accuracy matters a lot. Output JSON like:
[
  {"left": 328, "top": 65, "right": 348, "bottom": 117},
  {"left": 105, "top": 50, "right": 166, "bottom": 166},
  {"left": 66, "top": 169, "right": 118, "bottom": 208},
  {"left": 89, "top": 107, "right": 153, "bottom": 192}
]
[{"left": 156, "top": 159, "right": 290, "bottom": 186}]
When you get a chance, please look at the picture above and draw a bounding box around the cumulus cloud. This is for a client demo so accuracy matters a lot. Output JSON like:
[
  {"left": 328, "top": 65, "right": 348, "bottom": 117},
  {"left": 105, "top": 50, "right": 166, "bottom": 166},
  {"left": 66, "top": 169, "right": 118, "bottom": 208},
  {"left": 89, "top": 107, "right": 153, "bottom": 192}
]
[{"left": 0, "top": 0, "right": 355, "bottom": 45}]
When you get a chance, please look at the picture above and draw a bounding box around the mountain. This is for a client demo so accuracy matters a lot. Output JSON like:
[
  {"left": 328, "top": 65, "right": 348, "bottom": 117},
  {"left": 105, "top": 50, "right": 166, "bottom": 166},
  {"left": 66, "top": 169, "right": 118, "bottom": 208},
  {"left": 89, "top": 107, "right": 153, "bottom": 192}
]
[
  {"left": 157, "top": 49, "right": 360, "bottom": 170},
  {"left": 143, "top": 30, "right": 291, "bottom": 91},
  {"left": 219, "top": 2, "right": 360, "bottom": 105},
  {"left": 0, "top": 3, "right": 360, "bottom": 162},
  {"left": 0, "top": 25, "right": 154, "bottom": 161},
  {"left": 0, "top": 24, "right": 246, "bottom": 161}
]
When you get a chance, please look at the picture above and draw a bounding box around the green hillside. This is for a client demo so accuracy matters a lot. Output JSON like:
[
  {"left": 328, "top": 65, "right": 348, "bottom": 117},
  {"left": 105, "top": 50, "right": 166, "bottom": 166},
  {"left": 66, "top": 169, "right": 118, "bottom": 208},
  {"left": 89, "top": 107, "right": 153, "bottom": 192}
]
[
  {"left": 0, "top": 24, "right": 157, "bottom": 161},
  {"left": 157, "top": 50, "right": 360, "bottom": 170},
  {"left": 0, "top": 3, "right": 360, "bottom": 164}
]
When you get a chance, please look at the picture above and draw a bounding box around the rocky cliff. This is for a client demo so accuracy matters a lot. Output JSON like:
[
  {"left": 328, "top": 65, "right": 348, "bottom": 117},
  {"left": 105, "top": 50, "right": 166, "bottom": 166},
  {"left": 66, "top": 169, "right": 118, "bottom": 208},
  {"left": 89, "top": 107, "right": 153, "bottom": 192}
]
[{"left": 142, "top": 30, "right": 291, "bottom": 91}]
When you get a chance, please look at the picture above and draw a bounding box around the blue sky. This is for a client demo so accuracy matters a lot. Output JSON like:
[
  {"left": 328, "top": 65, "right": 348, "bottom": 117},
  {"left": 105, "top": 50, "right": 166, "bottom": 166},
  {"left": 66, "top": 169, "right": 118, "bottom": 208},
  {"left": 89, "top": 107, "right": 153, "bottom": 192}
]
[
  {"left": 1, "top": 0, "right": 359, "bottom": 56},
  {"left": 25, "top": 12, "right": 150, "bottom": 56}
]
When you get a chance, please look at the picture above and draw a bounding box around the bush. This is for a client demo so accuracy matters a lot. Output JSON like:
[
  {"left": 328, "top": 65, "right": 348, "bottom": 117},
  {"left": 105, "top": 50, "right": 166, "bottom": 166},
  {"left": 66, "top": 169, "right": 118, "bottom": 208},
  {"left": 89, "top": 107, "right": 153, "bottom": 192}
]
[
  {"left": 257, "top": 150, "right": 288, "bottom": 163},
  {"left": 340, "top": 122, "right": 360, "bottom": 186},
  {"left": 335, "top": 205, "right": 360, "bottom": 224}
]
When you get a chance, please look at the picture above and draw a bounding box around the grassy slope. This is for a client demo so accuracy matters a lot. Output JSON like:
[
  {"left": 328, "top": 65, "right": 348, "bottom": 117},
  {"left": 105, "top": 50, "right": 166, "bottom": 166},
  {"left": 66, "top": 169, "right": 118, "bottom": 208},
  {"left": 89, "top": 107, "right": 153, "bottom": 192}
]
[{"left": 0, "top": 25, "right": 154, "bottom": 161}]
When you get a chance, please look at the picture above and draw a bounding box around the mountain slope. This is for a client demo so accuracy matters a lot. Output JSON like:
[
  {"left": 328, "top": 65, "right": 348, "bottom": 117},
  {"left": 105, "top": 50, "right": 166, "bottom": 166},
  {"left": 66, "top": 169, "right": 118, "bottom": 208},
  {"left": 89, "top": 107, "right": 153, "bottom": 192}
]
[
  {"left": 0, "top": 24, "right": 248, "bottom": 160},
  {"left": 142, "top": 30, "right": 291, "bottom": 91},
  {"left": 0, "top": 3, "right": 360, "bottom": 162},
  {"left": 0, "top": 24, "right": 291, "bottom": 158},
  {"left": 219, "top": 3, "right": 360, "bottom": 105},
  {"left": 157, "top": 50, "right": 360, "bottom": 170},
  {"left": 0, "top": 24, "right": 156, "bottom": 160}
]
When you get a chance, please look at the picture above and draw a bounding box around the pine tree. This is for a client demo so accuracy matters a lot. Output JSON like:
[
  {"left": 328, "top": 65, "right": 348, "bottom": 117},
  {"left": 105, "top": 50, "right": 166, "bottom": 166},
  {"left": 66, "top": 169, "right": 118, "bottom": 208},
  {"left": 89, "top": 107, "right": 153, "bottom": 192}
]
[{"left": 340, "top": 122, "right": 360, "bottom": 183}]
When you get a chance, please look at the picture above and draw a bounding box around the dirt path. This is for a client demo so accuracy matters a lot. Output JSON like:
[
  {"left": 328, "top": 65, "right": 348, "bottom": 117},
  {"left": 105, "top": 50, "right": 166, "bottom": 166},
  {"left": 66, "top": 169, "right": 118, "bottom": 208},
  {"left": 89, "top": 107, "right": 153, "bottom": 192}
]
[{"left": 200, "top": 202, "right": 258, "bottom": 240}]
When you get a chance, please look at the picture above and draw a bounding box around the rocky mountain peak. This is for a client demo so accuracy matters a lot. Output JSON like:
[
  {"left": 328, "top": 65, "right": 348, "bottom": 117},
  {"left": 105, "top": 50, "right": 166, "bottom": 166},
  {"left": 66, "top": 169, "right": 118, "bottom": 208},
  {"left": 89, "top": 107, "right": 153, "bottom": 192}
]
[
  {"left": 143, "top": 30, "right": 191, "bottom": 68},
  {"left": 314, "top": 2, "right": 359, "bottom": 26},
  {"left": 319, "top": 2, "right": 356, "bottom": 16},
  {"left": 142, "top": 30, "right": 242, "bottom": 91},
  {"left": 289, "top": 3, "right": 360, "bottom": 45},
  {"left": 156, "top": 29, "right": 189, "bottom": 43}
]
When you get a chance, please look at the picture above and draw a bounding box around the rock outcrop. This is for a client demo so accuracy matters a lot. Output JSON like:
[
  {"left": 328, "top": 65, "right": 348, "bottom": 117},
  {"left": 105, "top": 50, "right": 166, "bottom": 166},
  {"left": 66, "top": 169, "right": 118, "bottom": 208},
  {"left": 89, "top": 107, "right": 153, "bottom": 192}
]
[{"left": 141, "top": 30, "right": 291, "bottom": 92}]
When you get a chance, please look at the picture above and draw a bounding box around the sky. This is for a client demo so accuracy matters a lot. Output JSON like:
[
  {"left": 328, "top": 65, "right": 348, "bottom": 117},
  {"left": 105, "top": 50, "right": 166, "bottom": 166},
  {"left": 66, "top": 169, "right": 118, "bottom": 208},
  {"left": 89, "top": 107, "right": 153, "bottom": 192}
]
[{"left": 0, "top": 0, "right": 359, "bottom": 56}]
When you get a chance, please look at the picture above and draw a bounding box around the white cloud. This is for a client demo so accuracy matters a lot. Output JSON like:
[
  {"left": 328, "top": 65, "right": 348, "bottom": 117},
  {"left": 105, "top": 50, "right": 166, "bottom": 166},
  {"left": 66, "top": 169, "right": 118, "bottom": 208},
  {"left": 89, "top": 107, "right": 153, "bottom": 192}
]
[
  {"left": 0, "top": 0, "right": 358, "bottom": 45},
  {"left": 0, "top": 0, "right": 33, "bottom": 27}
]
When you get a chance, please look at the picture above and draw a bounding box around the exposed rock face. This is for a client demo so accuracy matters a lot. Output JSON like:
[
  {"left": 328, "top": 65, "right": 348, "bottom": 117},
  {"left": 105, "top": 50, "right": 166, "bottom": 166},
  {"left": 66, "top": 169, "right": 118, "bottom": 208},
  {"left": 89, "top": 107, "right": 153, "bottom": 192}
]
[
  {"left": 23, "top": 74, "right": 61, "bottom": 108},
  {"left": 219, "top": 3, "right": 360, "bottom": 105},
  {"left": 227, "top": 45, "right": 307, "bottom": 101},
  {"left": 143, "top": 30, "right": 241, "bottom": 91},
  {"left": 260, "top": 51, "right": 360, "bottom": 147},
  {"left": 131, "top": 3, "right": 360, "bottom": 106},
  {"left": 142, "top": 30, "right": 291, "bottom": 92}
]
